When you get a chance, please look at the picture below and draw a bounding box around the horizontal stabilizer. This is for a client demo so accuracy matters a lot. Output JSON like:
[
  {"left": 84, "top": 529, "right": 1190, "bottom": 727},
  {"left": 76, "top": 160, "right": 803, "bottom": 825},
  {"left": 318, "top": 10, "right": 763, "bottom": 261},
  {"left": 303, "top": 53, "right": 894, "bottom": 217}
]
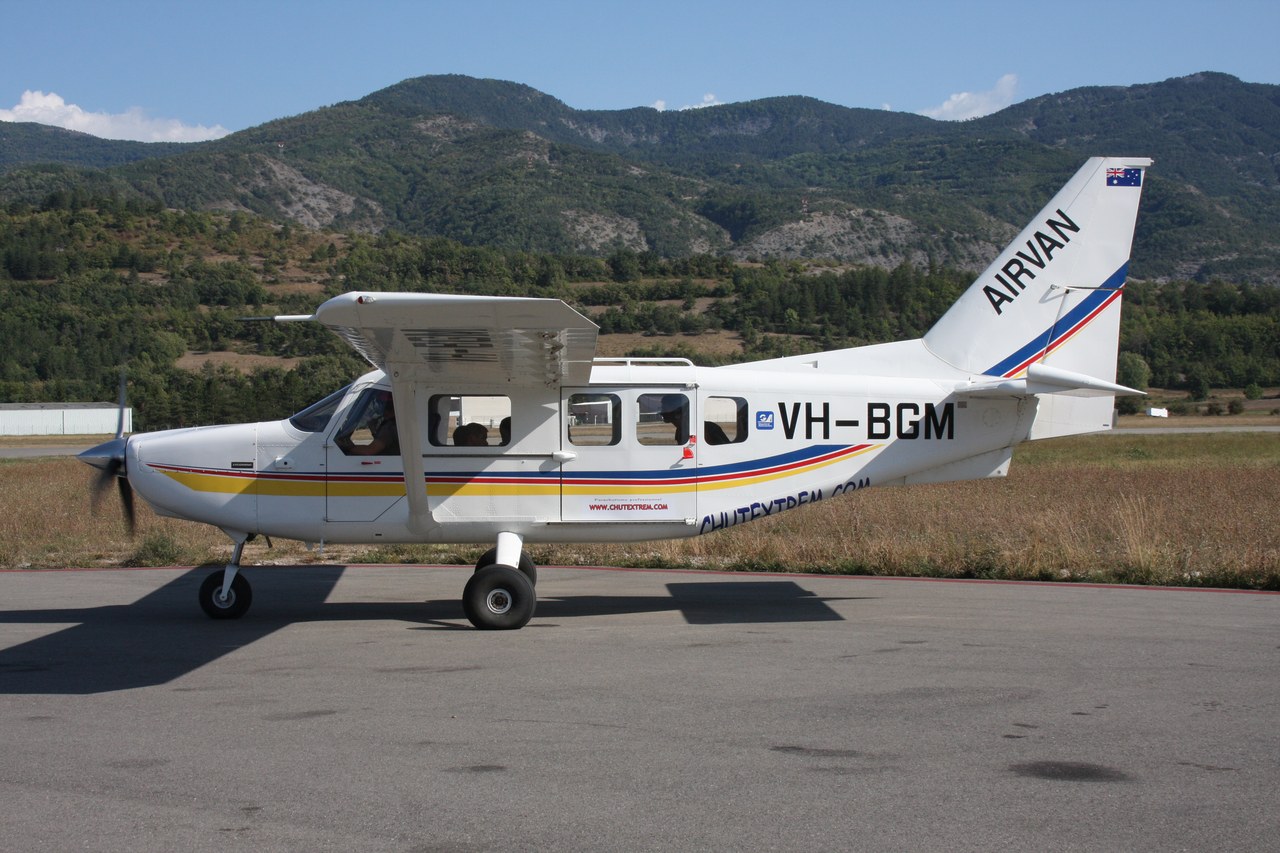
[{"left": 958, "top": 362, "right": 1143, "bottom": 398}]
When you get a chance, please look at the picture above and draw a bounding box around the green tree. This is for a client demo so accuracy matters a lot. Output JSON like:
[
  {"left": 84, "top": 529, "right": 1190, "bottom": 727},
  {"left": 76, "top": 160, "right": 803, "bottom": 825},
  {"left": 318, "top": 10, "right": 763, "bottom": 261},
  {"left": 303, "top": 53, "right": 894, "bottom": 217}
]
[
  {"left": 1188, "top": 372, "right": 1212, "bottom": 402},
  {"left": 1117, "top": 352, "right": 1151, "bottom": 391}
]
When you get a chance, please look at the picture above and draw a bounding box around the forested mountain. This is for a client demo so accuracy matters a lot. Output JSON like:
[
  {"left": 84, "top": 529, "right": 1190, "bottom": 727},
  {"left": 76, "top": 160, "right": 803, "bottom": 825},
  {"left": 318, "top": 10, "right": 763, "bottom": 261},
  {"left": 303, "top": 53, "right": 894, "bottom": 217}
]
[
  {"left": 0, "top": 121, "right": 190, "bottom": 170},
  {"left": 1, "top": 201, "right": 1276, "bottom": 429},
  {"left": 2, "top": 72, "right": 1278, "bottom": 281},
  {"left": 1, "top": 72, "right": 1278, "bottom": 427}
]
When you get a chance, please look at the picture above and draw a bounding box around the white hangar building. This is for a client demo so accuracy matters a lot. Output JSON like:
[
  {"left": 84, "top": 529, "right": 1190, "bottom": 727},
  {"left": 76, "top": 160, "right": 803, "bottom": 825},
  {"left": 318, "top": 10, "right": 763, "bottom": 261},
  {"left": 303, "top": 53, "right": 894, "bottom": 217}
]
[{"left": 0, "top": 403, "right": 132, "bottom": 436}]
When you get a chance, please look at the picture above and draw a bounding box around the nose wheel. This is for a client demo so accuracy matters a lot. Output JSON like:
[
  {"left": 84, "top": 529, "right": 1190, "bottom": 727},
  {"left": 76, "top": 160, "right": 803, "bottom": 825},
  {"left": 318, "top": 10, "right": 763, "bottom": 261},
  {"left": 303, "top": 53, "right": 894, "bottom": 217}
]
[
  {"left": 198, "top": 535, "right": 252, "bottom": 619},
  {"left": 199, "top": 569, "right": 252, "bottom": 619}
]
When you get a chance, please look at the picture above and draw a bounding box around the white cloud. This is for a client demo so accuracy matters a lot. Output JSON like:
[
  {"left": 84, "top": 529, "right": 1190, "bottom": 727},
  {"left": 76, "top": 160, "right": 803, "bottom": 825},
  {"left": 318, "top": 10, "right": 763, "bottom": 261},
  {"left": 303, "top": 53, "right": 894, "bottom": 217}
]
[
  {"left": 683, "top": 93, "right": 722, "bottom": 110},
  {"left": 651, "top": 93, "right": 723, "bottom": 112},
  {"left": 920, "top": 74, "right": 1019, "bottom": 121},
  {"left": 0, "top": 90, "right": 230, "bottom": 142}
]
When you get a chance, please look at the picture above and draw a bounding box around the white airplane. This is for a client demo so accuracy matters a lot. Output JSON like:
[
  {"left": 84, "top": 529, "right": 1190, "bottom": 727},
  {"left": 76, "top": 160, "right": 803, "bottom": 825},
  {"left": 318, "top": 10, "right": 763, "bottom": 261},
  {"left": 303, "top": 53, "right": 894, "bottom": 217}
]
[{"left": 81, "top": 157, "right": 1152, "bottom": 629}]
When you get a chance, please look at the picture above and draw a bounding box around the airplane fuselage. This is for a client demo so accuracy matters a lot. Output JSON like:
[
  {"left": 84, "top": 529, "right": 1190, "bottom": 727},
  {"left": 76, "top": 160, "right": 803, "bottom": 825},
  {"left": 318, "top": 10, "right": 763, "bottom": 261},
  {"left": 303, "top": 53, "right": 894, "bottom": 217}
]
[{"left": 126, "top": 361, "right": 1031, "bottom": 546}]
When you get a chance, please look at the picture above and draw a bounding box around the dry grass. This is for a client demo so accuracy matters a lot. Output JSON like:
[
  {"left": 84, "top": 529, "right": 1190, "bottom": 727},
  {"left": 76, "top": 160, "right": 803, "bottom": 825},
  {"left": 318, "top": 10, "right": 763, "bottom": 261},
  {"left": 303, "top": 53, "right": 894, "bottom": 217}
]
[
  {"left": 175, "top": 351, "right": 303, "bottom": 374},
  {"left": 0, "top": 457, "right": 335, "bottom": 571},
  {"left": 2, "top": 433, "right": 1277, "bottom": 589}
]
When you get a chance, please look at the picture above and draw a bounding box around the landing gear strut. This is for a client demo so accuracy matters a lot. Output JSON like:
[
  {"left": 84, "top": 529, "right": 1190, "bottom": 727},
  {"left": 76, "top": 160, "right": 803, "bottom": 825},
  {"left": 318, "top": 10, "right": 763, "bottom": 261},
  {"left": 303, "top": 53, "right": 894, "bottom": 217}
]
[
  {"left": 463, "top": 532, "right": 536, "bottom": 630},
  {"left": 198, "top": 534, "right": 253, "bottom": 619},
  {"left": 474, "top": 547, "right": 537, "bottom": 587}
]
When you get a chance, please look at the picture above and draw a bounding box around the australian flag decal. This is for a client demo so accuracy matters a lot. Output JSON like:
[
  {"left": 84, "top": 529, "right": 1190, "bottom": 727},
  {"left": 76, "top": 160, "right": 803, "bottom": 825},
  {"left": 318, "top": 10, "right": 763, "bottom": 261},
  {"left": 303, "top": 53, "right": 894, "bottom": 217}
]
[{"left": 1106, "top": 167, "right": 1142, "bottom": 187}]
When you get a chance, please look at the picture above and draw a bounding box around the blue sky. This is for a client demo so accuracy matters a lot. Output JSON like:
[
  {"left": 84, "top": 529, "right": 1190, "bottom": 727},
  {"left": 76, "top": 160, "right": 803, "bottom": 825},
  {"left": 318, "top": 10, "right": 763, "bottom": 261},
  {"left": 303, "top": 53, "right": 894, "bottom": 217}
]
[{"left": 2, "top": 0, "right": 1277, "bottom": 142}]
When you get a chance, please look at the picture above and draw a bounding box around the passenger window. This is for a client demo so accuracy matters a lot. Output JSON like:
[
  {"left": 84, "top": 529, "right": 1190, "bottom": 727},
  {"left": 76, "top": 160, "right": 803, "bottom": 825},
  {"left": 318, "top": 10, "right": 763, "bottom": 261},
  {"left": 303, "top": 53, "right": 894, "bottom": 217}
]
[
  {"left": 568, "top": 393, "right": 621, "bottom": 446},
  {"left": 637, "top": 393, "right": 689, "bottom": 446},
  {"left": 427, "top": 395, "right": 511, "bottom": 447},
  {"left": 704, "top": 396, "right": 748, "bottom": 445}
]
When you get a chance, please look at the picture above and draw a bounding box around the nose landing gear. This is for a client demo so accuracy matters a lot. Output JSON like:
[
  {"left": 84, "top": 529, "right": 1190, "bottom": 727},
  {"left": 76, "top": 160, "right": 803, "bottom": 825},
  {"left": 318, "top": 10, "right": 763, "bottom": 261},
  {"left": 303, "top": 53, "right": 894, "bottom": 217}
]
[{"left": 198, "top": 535, "right": 252, "bottom": 619}]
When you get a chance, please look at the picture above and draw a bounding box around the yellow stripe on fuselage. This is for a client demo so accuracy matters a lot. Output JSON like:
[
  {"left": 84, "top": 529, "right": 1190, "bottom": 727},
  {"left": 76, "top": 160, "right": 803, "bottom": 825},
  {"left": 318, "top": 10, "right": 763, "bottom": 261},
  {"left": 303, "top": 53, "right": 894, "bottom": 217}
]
[{"left": 156, "top": 468, "right": 397, "bottom": 498}]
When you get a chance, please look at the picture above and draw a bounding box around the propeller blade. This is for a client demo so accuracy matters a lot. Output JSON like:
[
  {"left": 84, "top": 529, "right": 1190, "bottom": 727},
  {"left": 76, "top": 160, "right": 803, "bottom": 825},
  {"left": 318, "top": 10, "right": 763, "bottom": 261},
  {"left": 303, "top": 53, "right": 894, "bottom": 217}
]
[
  {"left": 80, "top": 437, "right": 133, "bottom": 534},
  {"left": 81, "top": 369, "right": 135, "bottom": 534},
  {"left": 90, "top": 464, "right": 115, "bottom": 513},
  {"left": 114, "top": 370, "right": 128, "bottom": 440},
  {"left": 118, "top": 476, "right": 136, "bottom": 536}
]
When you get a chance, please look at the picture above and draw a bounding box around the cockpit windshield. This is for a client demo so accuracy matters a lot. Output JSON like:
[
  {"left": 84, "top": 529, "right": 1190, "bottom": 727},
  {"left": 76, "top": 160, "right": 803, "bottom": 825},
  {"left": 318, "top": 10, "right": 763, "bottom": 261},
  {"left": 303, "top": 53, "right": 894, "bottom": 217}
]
[{"left": 288, "top": 385, "right": 351, "bottom": 432}]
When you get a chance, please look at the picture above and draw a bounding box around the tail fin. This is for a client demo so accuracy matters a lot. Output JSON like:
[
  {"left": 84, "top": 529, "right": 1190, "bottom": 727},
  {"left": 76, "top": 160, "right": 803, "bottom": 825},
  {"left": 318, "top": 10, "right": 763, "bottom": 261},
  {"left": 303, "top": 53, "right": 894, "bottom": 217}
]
[{"left": 924, "top": 156, "right": 1152, "bottom": 437}]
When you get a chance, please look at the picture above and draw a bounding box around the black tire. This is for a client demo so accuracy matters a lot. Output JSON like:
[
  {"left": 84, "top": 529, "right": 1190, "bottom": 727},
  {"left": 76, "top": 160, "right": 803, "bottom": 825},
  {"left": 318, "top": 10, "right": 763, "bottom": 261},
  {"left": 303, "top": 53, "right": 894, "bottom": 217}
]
[
  {"left": 475, "top": 547, "right": 537, "bottom": 587},
  {"left": 463, "top": 565, "right": 536, "bottom": 630},
  {"left": 198, "top": 570, "right": 252, "bottom": 620}
]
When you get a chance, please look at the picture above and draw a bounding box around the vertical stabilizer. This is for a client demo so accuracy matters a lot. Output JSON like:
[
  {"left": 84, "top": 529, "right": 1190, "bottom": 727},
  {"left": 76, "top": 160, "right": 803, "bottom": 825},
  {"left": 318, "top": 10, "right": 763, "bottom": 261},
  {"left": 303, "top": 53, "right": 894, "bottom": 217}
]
[
  {"left": 923, "top": 157, "right": 1151, "bottom": 437},
  {"left": 924, "top": 157, "right": 1150, "bottom": 378}
]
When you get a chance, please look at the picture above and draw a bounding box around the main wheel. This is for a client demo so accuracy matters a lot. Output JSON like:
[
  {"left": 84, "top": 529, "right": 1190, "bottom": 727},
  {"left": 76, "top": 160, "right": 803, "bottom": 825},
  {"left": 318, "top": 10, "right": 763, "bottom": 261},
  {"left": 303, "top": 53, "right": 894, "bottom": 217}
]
[
  {"left": 475, "top": 547, "right": 537, "bottom": 587},
  {"left": 198, "top": 570, "right": 252, "bottom": 620},
  {"left": 463, "top": 565, "right": 536, "bottom": 630}
]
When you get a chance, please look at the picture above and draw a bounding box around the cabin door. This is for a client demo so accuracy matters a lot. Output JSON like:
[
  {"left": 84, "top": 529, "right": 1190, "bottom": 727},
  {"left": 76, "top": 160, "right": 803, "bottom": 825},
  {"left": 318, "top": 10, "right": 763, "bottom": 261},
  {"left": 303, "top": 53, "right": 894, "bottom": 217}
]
[{"left": 559, "top": 388, "right": 697, "bottom": 523}]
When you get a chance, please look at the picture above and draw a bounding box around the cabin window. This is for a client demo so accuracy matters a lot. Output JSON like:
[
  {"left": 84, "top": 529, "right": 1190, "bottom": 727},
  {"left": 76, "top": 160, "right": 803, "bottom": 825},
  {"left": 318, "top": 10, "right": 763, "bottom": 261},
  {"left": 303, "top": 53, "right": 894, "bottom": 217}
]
[
  {"left": 427, "top": 395, "right": 511, "bottom": 447},
  {"left": 334, "top": 388, "right": 400, "bottom": 456},
  {"left": 568, "top": 393, "right": 621, "bottom": 446},
  {"left": 704, "top": 396, "right": 748, "bottom": 445},
  {"left": 289, "top": 384, "right": 351, "bottom": 433},
  {"left": 637, "top": 393, "right": 689, "bottom": 446}
]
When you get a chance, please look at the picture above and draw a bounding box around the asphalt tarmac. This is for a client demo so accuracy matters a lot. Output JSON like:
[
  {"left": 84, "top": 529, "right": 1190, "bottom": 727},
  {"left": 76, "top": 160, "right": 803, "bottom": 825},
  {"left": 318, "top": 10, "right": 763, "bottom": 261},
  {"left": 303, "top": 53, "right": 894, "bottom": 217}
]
[{"left": 1, "top": 565, "right": 1277, "bottom": 852}]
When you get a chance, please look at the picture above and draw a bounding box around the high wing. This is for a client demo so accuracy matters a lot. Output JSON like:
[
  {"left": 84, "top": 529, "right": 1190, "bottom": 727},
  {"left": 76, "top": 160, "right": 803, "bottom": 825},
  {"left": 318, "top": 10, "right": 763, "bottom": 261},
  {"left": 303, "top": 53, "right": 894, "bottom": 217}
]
[{"left": 308, "top": 291, "right": 599, "bottom": 388}]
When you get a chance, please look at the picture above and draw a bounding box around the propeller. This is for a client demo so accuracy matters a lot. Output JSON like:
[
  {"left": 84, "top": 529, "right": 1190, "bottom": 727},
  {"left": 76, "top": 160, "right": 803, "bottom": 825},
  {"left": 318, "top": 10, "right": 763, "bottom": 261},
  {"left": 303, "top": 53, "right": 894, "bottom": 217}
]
[{"left": 79, "top": 371, "right": 135, "bottom": 535}]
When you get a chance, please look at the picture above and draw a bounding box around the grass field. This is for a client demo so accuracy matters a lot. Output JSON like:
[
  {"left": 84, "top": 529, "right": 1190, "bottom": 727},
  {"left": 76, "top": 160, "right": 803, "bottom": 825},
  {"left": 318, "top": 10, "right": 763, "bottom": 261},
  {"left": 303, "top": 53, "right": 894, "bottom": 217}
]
[{"left": 2, "top": 432, "right": 1277, "bottom": 589}]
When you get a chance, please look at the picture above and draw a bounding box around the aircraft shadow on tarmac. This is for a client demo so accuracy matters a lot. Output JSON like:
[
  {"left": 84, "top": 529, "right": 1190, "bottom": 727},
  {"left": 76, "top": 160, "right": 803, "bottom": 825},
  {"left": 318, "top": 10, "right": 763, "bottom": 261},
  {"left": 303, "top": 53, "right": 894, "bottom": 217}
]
[{"left": 0, "top": 568, "right": 857, "bottom": 694}]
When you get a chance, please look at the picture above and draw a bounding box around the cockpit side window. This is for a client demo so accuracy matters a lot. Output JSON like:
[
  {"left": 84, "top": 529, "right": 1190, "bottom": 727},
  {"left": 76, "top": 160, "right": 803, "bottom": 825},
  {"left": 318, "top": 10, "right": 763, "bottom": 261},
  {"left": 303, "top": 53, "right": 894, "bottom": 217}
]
[
  {"left": 288, "top": 385, "right": 351, "bottom": 433},
  {"left": 334, "top": 388, "right": 400, "bottom": 456}
]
